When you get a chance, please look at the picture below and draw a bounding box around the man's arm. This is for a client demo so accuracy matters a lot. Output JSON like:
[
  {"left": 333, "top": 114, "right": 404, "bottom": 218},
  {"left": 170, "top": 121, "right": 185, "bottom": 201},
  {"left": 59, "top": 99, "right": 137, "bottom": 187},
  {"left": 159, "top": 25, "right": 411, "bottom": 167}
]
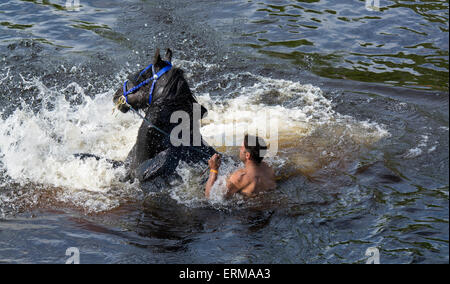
[
  {"left": 205, "top": 170, "right": 218, "bottom": 199},
  {"left": 205, "top": 154, "right": 221, "bottom": 199},
  {"left": 225, "top": 170, "right": 249, "bottom": 199}
]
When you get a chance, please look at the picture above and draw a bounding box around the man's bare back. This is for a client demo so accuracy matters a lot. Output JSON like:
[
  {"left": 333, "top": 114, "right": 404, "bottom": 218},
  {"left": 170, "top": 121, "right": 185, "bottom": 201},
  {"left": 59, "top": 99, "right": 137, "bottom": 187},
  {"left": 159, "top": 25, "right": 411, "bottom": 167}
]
[
  {"left": 205, "top": 135, "right": 276, "bottom": 199},
  {"left": 226, "top": 162, "right": 276, "bottom": 198}
]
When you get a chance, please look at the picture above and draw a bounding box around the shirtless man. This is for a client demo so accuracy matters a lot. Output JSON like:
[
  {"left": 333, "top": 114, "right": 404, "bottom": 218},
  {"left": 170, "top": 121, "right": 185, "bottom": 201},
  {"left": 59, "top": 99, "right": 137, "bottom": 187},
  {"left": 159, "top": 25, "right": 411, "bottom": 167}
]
[{"left": 205, "top": 135, "right": 276, "bottom": 199}]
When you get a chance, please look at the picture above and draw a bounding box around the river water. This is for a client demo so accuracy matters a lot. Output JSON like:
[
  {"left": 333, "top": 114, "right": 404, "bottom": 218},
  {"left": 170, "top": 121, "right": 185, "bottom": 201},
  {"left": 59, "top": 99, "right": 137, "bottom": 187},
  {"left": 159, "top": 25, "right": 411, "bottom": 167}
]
[{"left": 0, "top": 0, "right": 448, "bottom": 264}]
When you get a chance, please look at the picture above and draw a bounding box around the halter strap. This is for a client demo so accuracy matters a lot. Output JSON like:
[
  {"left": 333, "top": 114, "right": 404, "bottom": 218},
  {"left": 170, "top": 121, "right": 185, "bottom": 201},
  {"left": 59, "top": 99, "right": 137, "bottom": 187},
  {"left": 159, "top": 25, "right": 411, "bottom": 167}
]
[{"left": 123, "top": 61, "right": 172, "bottom": 105}]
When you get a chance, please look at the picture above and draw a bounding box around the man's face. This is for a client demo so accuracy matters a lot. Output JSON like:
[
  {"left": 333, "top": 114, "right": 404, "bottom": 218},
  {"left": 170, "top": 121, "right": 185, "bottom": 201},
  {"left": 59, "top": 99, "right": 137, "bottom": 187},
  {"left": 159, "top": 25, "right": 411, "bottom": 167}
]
[{"left": 239, "top": 141, "right": 247, "bottom": 162}]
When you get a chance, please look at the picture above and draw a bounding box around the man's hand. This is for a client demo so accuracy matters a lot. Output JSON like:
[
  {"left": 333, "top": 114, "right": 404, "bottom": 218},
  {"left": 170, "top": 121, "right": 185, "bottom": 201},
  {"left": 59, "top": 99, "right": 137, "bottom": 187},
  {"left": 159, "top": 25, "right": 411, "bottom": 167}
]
[
  {"left": 208, "top": 154, "right": 221, "bottom": 171},
  {"left": 205, "top": 154, "right": 221, "bottom": 199}
]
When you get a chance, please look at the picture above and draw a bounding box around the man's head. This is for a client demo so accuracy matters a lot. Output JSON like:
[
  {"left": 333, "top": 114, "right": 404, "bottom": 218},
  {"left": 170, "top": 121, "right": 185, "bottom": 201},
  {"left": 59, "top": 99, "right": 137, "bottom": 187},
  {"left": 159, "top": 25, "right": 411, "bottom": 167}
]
[{"left": 239, "top": 134, "right": 268, "bottom": 164}]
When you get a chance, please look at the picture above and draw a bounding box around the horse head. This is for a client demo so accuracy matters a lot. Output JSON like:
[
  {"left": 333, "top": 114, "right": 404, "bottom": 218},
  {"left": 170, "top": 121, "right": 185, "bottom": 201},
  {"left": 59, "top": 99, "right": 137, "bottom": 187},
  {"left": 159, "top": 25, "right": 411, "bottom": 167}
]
[
  {"left": 113, "top": 48, "right": 173, "bottom": 113},
  {"left": 112, "top": 48, "right": 216, "bottom": 182}
]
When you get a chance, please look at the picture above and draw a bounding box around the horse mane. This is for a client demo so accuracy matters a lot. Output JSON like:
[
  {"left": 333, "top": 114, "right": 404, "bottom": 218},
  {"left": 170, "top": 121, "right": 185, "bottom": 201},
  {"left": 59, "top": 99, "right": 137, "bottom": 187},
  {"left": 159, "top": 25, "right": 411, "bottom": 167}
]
[
  {"left": 159, "top": 68, "right": 193, "bottom": 102},
  {"left": 157, "top": 68, "right": 209, "bottom": 118}
]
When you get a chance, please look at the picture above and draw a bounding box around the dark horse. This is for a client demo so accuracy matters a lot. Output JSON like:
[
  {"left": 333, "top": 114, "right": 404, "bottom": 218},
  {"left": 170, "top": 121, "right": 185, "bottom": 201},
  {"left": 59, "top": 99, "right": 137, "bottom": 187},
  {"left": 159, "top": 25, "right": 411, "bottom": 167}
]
[{"left": 110, "top": 48, "right": 216, "bottom": 185}]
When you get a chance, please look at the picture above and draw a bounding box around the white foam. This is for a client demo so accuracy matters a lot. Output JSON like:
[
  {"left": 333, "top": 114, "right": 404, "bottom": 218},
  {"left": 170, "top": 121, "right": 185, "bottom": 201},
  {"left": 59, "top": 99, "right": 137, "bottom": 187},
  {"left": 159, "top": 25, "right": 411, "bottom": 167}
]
[
  {"left": 0, "top": 67, "right": 10, "bottom": 84},
  {"left": 0, "top": 65, "right": 390, "bottom": 211},
  {"left": 428, "top": 145, "right": 437, "bottom": 153},
  {"left": 170, "top": 157, "right": 245, "bottom": 209},
  {"left": 198, "top": 75, "right": 389, "bottom": 147},
  {"left": 403, "top": 134, "right": 433, "bottom": 159},
  {"left": 0, "top": 74, "right": 142, "bottom": 212},
  {"left": 168, "top": 74, "right": 390, "bottom": 207},
  {"left": 405, "top": 147, "right": 423, "bottom": 159},
  {"left": 173, "top": 59, "right": 219, "bottom": 72}
]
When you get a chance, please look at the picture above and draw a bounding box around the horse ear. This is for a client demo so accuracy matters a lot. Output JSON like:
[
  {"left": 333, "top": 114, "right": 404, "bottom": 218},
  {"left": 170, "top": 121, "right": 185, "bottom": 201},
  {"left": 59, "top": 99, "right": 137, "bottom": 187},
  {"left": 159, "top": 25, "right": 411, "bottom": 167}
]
[
  {"left": 153, "top": 48, "right": 162, "bottom": 65},
  {"left": 164, "top": 48, "right": 173, "bottom": 62}
]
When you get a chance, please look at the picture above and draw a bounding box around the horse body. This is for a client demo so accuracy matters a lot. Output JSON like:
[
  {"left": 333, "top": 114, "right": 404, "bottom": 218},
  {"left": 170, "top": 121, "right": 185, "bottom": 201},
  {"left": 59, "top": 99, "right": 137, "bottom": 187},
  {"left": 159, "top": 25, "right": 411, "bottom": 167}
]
[{"left": 112, "top": 48, "right": 216, "bottom": 183}]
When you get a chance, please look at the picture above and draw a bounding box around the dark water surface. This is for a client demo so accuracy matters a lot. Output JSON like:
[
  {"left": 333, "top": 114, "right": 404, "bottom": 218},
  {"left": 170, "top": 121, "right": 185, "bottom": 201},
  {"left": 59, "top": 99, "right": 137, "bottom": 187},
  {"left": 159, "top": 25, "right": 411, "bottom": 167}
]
[{"left": 0, "top": 0, "right": 448, "bottom": 263}]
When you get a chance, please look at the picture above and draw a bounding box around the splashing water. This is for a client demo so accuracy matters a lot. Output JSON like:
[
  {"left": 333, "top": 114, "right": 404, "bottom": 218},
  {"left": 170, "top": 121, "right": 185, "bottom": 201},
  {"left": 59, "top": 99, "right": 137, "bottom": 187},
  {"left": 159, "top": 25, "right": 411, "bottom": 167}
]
[
  {"left": 0, "top": 73, "right": 143, "bottom": 213},
  {"left": 0, "top": 60, "right": 389, "bottom": 213},
  {"left": 199, "top": 73, "right": 390, "bottom": 174},
  {"left": 167, "top": 71, "right": 390, "bottom": 208}
]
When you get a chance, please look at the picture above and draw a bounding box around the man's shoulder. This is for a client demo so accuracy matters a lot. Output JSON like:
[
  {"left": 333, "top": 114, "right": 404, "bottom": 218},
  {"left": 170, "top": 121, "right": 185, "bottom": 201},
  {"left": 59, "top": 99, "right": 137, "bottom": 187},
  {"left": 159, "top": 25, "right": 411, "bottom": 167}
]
[
  {"left": 228, "top": 168, "right": 253, "bottom": 188},
  {"left": 229, "top": 169, "right": 247, "bottom": 182},
  {"left": 225, "top": 169, "right": 248, "bottom": 197}
]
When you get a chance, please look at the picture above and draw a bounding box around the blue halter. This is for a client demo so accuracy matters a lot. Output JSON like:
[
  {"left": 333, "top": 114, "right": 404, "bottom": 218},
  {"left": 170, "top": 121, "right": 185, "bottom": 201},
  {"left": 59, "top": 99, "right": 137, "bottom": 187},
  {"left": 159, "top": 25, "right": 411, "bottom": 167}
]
[{"left": 122, "top": 61, "right": 172, "bottom": 105}]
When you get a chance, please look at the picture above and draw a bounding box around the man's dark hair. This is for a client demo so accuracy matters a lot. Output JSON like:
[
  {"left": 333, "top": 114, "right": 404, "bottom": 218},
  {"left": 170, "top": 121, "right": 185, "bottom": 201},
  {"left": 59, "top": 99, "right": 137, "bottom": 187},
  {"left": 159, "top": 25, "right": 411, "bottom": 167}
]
[{"left": 244, "top": 134, "right": 268, "bottom": 164}]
